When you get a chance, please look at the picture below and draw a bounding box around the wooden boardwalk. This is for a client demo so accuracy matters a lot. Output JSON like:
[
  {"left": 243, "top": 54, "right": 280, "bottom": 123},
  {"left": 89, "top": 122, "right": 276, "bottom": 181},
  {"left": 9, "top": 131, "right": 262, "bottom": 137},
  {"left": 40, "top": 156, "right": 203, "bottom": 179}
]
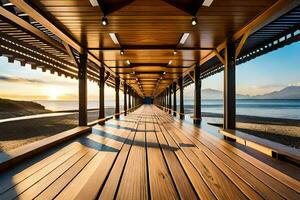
[{"left": 0, "top": 105, "right": 299, "bottom": 200}]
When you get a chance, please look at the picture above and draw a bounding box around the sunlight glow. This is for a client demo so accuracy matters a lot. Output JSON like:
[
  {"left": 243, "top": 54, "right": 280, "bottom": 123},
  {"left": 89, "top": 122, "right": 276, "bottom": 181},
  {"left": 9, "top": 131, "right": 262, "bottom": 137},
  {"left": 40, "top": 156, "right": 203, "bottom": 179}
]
[{"left": 44, "top": 86, "right": 64, "bottom": 100}]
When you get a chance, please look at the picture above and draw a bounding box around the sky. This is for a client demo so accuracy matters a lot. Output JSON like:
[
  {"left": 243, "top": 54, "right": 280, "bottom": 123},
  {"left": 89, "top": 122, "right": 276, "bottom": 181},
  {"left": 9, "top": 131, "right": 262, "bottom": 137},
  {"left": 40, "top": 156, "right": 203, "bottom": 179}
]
[{"left": 0, "top": 41, "right": 300, "bottom": 101}]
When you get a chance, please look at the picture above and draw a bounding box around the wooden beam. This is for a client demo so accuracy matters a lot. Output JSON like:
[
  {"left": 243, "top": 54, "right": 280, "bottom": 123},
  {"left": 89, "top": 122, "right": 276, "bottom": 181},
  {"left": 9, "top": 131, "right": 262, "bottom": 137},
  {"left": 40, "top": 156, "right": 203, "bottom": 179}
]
[
  {"left": 235, "top": 31, "right": 250, "bottom": 59},
  {"left": 173, "top": 82, "right": 177, "bottom": 116},
  {"left": 9, "top": 0, "right": 117, "bottom": 79},
  {"left": 78, "top": 50, "right": 88, "bottom": 126},
  {"left": 63, "top": 42, "right": 79, "bottom": 66},
  {"left": 88, "top": 46, "right": 215, "bottom": 51},
  {"left": 115, "top": 76, "right": 120, "bottom": 119},
  {"left": 181, "top": 0, "right": 300, "bottom": 81},
  {"left": 213, "top": 50, "right": 225, "bottom": 65},
  {"left": 99, "top": 67, "right": 105, "bottom": 124},
  {"left": 194, "top": 64, "right": 201, "bottom": 124},
  {"left": 224, "top": 41, "right": 236, "bottom": 130},
  {"left": 0, "top": 6, "right": 65, "bottom": 52},
  {"left": 178, "top": 77, "right": 184, "bottom": 119}
]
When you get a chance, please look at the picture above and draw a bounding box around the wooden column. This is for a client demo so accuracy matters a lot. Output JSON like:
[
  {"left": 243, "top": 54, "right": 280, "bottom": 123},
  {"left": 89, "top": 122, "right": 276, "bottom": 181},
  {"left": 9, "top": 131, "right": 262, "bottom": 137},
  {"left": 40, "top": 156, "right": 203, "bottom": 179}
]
[
  {"left": 98, "top": 67, "right": 105, "bottom": 124},
  {"left": 115, "top": 76, "right": 120, "bottom": 119},
  {"left": 168, "top": 86, "right": 172, "bottom": 114},
  {"left": 224, "top": 41, "right": 236, "bottom": 129},
  {"left": 128, "top": 87, "right": 131, "bottom": 110},
  {"left": 194, "top": 64, "right": 201, "bottom": 124},
  {"left": 124, "top": 83, "right": 127, "bottom": 116},
  {"left": 78, "top": 50, "right": 87, "bottom": 126},
  {"left": 173, "top": 82, "right": 177, "bottom": 116},
  {"left": 178, "top": 77, "right": 184, "bottom": 119}
]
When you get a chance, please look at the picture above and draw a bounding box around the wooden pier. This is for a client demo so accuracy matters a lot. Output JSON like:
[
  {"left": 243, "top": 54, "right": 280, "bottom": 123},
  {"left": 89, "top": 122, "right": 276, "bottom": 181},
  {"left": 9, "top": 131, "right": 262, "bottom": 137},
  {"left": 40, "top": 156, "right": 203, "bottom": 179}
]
[{"left": 0, "top": 105, "right": 299, "bottom": 199}]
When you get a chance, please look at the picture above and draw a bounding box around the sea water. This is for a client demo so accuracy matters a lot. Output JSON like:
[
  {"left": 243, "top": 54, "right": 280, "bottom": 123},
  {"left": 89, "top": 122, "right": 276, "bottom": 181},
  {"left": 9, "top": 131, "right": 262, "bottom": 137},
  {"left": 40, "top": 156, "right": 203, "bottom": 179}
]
[{"left": 35, "top": 99, "right": 300, "bottom": 120}]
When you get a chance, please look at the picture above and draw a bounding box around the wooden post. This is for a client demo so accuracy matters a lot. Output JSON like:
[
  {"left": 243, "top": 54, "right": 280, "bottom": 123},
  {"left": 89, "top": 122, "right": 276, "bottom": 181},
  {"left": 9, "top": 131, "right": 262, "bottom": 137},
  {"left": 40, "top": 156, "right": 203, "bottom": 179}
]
[
  {"left": 124, "top": 83, "right": 127, "bottom": 116},
  {"left": 173, "top": 82, "right": 177, "bottom": 116},
  {"left": 178, "top": 77, "right": 184, "bottom": 119},
  {"left": 128, "top": 87, "right": 131, "bottom": 110},
  {"left": 78, "top": 50, "right": 87, "bottom": 126},
  {"left": 194, "top": 64, "right": 201, "bottom": 124},
  {"left": 115, "top": 76, "right": 120, "bottom": 119},
  {"left": 168, "top": 86, "right": 172, "bottom": 114},
  {"left": 98, "top": 67, "right": 105, "bottom": 124},
  {"left": 224, "top": 41, "right": 236, "bottom": 129}
]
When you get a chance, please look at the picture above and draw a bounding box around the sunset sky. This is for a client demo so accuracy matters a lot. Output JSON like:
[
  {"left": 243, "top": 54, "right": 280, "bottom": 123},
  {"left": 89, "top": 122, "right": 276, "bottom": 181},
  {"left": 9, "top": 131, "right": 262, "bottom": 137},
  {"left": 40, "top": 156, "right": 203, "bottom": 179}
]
[{"left": 0, "top": 41, "right": 300, "bottom": 101}]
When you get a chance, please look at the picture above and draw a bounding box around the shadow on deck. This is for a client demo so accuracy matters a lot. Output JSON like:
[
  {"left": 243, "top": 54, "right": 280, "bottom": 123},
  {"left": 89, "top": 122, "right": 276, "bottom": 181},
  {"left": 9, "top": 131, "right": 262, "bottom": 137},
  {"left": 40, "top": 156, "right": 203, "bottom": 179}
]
[{"left": 0, "top": 105, "right": 299, "bottom": 199}]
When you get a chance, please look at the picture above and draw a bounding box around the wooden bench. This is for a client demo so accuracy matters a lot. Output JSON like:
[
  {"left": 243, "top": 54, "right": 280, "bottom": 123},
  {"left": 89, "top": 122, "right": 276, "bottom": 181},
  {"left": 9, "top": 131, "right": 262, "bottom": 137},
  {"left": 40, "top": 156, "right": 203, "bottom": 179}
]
[{"left": 219, "top": 129, "right": 300, "bottom": 164}]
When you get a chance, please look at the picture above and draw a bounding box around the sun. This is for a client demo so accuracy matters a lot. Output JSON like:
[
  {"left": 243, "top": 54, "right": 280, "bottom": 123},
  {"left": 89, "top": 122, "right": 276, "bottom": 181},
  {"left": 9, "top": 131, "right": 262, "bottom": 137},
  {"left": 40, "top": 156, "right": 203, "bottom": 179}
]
[{"left": 45, "top": 86, "right": 64, "bottom": 100}]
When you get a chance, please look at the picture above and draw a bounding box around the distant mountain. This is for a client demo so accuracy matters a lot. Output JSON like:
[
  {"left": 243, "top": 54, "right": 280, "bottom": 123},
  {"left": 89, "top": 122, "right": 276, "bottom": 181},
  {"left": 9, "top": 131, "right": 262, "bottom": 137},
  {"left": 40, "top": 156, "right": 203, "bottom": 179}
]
[
  {"left": 201, "top": 89, "right": 250, "bottom": 99},
  {"left": 253, "top": 86, "right": 300, "bottom": 99},
  {"left": 200, "top": 86, "right": 300, "bottom": 99}
]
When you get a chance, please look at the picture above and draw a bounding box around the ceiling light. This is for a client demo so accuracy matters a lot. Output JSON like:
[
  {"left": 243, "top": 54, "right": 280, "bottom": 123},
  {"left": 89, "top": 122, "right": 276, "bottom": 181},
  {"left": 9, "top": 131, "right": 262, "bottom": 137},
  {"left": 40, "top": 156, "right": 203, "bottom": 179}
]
[
  {"left": 192, "top": 17, "right": 197, "bottom": 26},
  {"left": 3, "top": 2, "right": 13, "bottom": 6},
  {"left": 179, "top": 33, "right": 190, "bottom": 45},
  {"left": 203, "top": 0, "right": 214, "bottom": 7},
  {"left": 126, "top": 60, "right": 130, "bottom": 65},
  {"left": 173, "top": 50, "right": 177, "bottom": 55},
  {"left": 168, "top": 60, "right": 172, "bottom": 65},
  {"left": 163, "top": 71, "right": 166, "bottom": 75},
  {"left": 89, "top": 0, "right": 99, "bottom": 6},
  {"left": 102, "top": 16, "right": 108, "bottom": 26},
  {"left": 120, "top": 49, "right": 124, "bottom": 55},
  {"left": 109, "top": 33, "right": 119, "bottom": 45}
]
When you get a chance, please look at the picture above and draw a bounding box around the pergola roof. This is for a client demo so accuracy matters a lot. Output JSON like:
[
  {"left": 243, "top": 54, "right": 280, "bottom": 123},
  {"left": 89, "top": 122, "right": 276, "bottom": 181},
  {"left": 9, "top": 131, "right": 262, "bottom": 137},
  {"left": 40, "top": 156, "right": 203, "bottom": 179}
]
[{"left": 0, "top": 0, "right": 300, "bottom": 97}]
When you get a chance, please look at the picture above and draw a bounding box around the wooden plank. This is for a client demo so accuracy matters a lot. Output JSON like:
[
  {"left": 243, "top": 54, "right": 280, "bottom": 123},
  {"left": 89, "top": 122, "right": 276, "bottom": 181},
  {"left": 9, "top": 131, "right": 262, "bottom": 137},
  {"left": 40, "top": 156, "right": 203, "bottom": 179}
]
[
  {"left": 157, "top": 121, "right": 216, "bottom": 199},
  {"left": 0, "top": 147, "right": 88, "bottom": 199},
  {"left": 164, "top": 121, "right": 268, "bottom": 200},
  {"left": 163, "top": 108, "right": 300, "bottom": 199},
  {"left": 156, "top": 113, "right": 247, "bottom": 200},
  {"left": 0, "top": 142, "right": 81, "bottom": 194},
  {"left": 55, "top": 119, "right": 137, "bottom": 200},
  {"left": 98, "top": 129, "right": 137, "bottom": 199},
  {"left": 154, "top": 123, "right": 198, "bottom": 200},
  {"left": 146, "top": 121, "right": 179, "bottom": 199},
  {"left": 116, "top": 123, "right": 148, "bottom": 200},
  {"left": 34, "top": 149, "right": 98, "bottom": 200}
]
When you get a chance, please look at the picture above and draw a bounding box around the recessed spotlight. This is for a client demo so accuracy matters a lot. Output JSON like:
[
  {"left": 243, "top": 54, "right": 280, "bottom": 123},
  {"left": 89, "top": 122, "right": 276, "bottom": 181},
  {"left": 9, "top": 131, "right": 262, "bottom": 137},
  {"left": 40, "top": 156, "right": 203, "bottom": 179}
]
[
  {"left": 102, "top": 16, "right": 108, "bottom": 26},
  {"left": 179, "top": 33, "right": 190, "bottom": 45},
  {"left": 203, "top": 0, "right": 214, "bottom": 7},
  {"left": 173, "top": 50, "right": 177, "bottom": 55},
  {"left": 120, "top": 49, "right": 124, "bottom": 55},
  {"left": 192, "top": 17, "right": 197, "bottom": 26}
]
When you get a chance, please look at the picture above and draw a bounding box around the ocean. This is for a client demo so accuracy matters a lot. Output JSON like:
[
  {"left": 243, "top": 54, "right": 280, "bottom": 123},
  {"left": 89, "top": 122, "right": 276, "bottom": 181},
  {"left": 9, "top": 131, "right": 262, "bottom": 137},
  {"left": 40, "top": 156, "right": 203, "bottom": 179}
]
[{"left": 35, "top": 99, "right": 300, "bottom": 120}]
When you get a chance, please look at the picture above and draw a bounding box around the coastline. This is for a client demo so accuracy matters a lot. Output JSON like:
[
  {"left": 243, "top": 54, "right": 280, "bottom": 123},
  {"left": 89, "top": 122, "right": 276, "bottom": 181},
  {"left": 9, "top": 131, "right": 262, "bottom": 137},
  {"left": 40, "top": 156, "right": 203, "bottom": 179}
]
[{"left": 0, "top": 101, "right": 300, "bottom": 151}]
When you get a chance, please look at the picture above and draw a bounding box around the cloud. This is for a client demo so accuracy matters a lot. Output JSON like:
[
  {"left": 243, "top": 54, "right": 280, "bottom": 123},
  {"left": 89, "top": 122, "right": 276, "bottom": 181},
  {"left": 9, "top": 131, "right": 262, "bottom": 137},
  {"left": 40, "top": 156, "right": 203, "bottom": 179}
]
[{"left": 0, "top": 75, "right": 45, "bottom": 84}]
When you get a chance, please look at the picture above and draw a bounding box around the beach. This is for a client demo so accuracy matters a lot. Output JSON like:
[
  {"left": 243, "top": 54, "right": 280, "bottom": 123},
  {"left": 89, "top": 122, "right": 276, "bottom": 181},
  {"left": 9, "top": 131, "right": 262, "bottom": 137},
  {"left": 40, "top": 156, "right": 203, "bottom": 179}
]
[
  {"left": 1, "top": 98, "right": 300, "bottom": 152},
  {"left": 0, "top": 109, "right": 115, "bottom": 152}
]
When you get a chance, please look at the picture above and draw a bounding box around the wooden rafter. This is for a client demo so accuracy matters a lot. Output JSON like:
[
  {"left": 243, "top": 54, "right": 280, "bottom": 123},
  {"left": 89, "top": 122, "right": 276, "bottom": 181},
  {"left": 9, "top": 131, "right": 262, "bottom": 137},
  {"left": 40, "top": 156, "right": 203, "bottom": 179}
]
[
  {"left": 63, "top": 42, "right": 79, "bottom": 67},
  {"left": 235, "top": 31, "right": 250, "bottom": 59},
  {"left": 213, "top": 50, "right": 225, "bottom": 65},
  {"left": 9, "top": 0, "right": 117, "bottom": 79}
]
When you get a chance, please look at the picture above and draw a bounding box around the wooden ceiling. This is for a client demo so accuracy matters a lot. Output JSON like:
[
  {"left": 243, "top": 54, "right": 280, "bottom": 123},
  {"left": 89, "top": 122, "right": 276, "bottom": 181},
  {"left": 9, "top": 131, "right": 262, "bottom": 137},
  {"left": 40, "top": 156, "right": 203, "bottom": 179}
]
[{"left": 2, "top": 0, "right": 282, "bottom": 97}]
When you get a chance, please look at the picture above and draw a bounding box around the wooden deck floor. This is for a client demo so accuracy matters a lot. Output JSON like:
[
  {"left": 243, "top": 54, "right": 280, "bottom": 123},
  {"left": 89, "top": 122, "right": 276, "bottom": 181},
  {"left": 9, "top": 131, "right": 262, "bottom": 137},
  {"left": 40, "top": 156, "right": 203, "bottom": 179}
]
[{"left": 0, "top": 105, "right": 299, "bottom": 200}]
